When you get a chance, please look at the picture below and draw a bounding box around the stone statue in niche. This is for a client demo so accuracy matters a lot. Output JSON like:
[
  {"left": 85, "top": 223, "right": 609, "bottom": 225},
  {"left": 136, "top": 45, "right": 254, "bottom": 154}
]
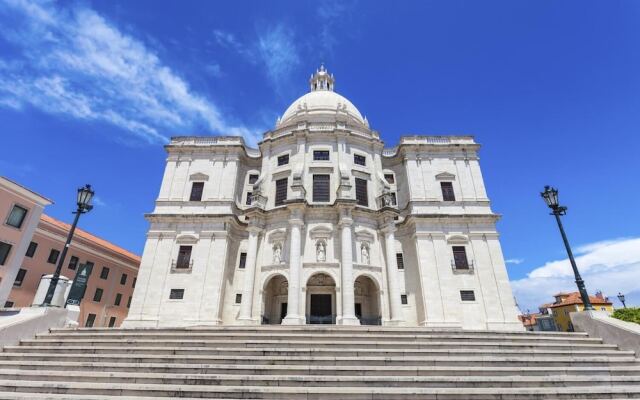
[
  {"left": 361, "top": 243, "right": 370, "bottom": 265},
  {"left": 273, "top": 243, "right": 282, "bottom": 264},
  {"left": 316, "top": 240, "right": 326, "bottom": 262}
]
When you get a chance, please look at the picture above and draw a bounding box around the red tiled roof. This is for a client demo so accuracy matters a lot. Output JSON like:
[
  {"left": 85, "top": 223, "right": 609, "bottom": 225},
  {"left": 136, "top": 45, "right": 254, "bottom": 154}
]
[
  {"left": 548, "top": 291, "right": 612, "bottom": 308},
  {"left": 518, "top": 313, "right": 539, "bottom": 327},
  {"left": 40, "top": 214, "right": 141, "bottom": 263}
]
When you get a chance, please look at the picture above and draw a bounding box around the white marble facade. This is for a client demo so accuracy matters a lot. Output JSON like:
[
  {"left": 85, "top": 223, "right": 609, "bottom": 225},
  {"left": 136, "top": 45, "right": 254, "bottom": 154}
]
[{"left": 123, "top": 66, "right": 522, "bottom": 330}]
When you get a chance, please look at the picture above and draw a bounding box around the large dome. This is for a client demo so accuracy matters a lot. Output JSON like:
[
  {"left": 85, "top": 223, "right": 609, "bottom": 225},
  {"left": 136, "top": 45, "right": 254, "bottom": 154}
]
[{"left": 277, "top": 65, "right": 367, "bottom": 128}]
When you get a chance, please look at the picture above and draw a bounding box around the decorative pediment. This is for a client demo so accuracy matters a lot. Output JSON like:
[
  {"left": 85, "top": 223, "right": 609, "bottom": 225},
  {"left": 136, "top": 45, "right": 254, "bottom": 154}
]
[
  {"left": 176, "top": 233, "right": 199, "bottom": 244},
  {"left": 435, "top": 172, "right": 456, "bottom": 181},
  {"left": 355, "top": 229, "right": 374, "bottom": 243},
  {"left": 309, "top": 225, "right": 333, "bottom": 239},
  {"left": 268, "top": 229, "right": 287, "bottom": 243},
  {"left": 446, "top": 234, "right": 469, "bottom": 244},
  {"left": 189, "top": 173, "right": 209, "bottom": 181}
]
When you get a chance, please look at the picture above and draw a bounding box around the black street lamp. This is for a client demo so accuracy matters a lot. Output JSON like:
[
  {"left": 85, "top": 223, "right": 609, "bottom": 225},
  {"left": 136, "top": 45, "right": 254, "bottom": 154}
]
[
  {"left": 42, "top": 184, "right": 94, "bottom": 306},
  {"left": 540, "top": 186, "right": 594, "bottom": 311},
  {"left": 617, "top": 292, "right": 627, "bottom": 308}
]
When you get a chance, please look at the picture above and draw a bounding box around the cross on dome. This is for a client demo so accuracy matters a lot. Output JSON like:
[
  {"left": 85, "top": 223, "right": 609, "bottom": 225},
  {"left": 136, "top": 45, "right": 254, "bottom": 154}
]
[{"left": 309, "top": 63, "right": 335, "bottom": 92}]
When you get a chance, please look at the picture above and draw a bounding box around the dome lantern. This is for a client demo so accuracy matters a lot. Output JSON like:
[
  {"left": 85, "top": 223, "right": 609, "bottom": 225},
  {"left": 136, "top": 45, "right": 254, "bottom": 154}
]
[{"left": 309, "top": 63, "right": 335, "bottom": 92}]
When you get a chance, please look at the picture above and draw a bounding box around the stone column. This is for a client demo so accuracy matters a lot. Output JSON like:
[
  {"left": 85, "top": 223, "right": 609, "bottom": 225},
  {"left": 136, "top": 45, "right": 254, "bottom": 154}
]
[
  {"left": 282, "top": 208, "right": 305, "bottom": 325},
  {"left": 383, "top": 223, "right": 403, "bottom": 325},
  {"left": 238, "top": 225, "right": 261, "bottom": 323},
  {"left": 338, "top": 207, "right": 359, "bottom": 325}
]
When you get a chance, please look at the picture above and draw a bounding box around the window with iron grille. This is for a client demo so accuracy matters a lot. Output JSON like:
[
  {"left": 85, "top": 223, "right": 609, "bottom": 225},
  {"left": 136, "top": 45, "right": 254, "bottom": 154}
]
[
  {"left": 238, "top": 252, "right": 247, "bottom": 269},
  {"left": 235, "top": 293, "right": 242, "bottom": 304},
  {"left": 313, "top": 174, "right": 330, "bottom": 202},
  {"left": 390, "top": 192, "right": 397, "bottom": 206},
  {"left": 85, "top": 313, "right": 96, "bottom": 327},
  {"left": 93, "top": 288, "right": 103, "bottom": 302},
  {"left": 396, "top": 253, "right": 405, "bottom": 270},
  {"left": 6, "top": 205, "right": 28, "bottom": 229},
  {"left": 452, "top": 246, "right": 469, "bottom": 270},
  {"left": 246, "top": 192, "right": 252, "bottom": 205},
  {"left": 355, "top": 178, "right": 368, "bottom": 206},
  {"left": 13, "top": 268, "right": 26, "bottom": 287},
  {"left": 190, "top": 182, "right": 204, "bottom": 201},
  {"left": 176, "top": 246, "right": 192, "bottom": 269},
  {"left": 47, "top": 249, "right": 60, "bottom": 264},
  {"left": 100, "top": 267, "right": 110, "bottom": 279},
  {"left": 68, "top": 256, "right": 79, "bottom": 270},
  {"left": 401, "top": 294, "right": 408, "bottom": 305},
  {"left": 114, "top": 293, "right": 122, "bottom": 306},
  {"left": 4, "top": 301, "right": 14, "bottom": 308},
  {"left": 248, "top": 174, "right": 259, "bottom": 184},
  {"left": 275, "top": 178, "right": 288, "bottom": 206},
  {"left": 354, "top": 154, "right": 366, "bottom": 166},
  {"left": 441, "top": 182, "right": 455, "bottom": 201},
  {"left": 384, "top": 174, "right": 395, "bottom": 184},
  {"left": 277, "top": 154, "right": 289, "bottom": 166},
  {"left": 460, "top": 290, "right": 476, "bottom": 301},
  {"left": 0, "top": 241, "right": 12, "bottom": 265},
  {"left": 169, "top": 289, "right": 184, "bottom": 299},
  {"left": 313, "top": 150, "right": 330, "bottom": 161},
  {"left": 25, "top": 241, "right": 38, "bottom": 258}
]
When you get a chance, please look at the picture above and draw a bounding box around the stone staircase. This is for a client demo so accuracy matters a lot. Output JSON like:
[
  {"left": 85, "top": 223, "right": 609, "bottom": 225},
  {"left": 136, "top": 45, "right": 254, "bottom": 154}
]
[{"left": 0, "top": 326, "right": 638, "bottom": 399}]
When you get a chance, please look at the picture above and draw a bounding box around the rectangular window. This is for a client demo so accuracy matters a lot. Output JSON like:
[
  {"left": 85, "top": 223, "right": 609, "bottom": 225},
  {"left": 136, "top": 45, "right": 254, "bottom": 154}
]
[
  {"left": 277, "top": 154, "right": 289, "bottom": 166},
  {"left": 355, "top": 178, "right": 368, "bottom": 206},
  {"left": 68, "top": 256, "right": 79, "bottom": 270},
  {"left": 401, "top": 294, "right": 408, "bottom": 305},
  {"left": 176, "top": 246, "right": 192, "bottom": 269},
  {"left": 441, "top": 182, "right": 455, "bottom": 202},
  {"left": 238, "top": 252, "right": 247, "bottom": 269},
  {"left": 313, "top": 174, "right": 330, "bottom": 202},
  {"left": 93, "top": 288, "right": 103, "bottom": 302},
  {"left": 169, "top": 289, "right": 184, "bottom": 299},
  {"left": 100, "top": 267, "right": 110, "bottom": 279},
  {"left": 390, "top": 192, "right": 397, "bottom": 206},
  {"left": 396, "top": 253, "right": 405, "bottom": 270},
  {"left": 0, "top": 241, "right": 12, "bottom": 265},
  {"left": 246, "top": 192, "right": 252, "bottom": 205},
  {"left": 460, "top": 290, "right": 476, "bottom": 301},
  {"left": 354, "top": 154, "right": 366, "bottom": 166},
  {"left": 4, "top": 301, "right": 14, "bottom": 308},
  {"left": 47, "top": 249, "right": 60, "bottom": 264},
  {"left": 248, "top": 174, "right": 259, "bottom": 184},
  {"left": 384, "top": 174, "right": 395, "bottom": 184},
  {"left": 313, "top": 150, "right": 330, "bottom": 161},
  {"left": 114, "top": 293, "right": 122, "bottom": 306},
  {"left": 452, "top": 246, "right": 469, "bottom": 270},
  {"left": 235, "top": 293, "right": 242, "bottom": 304},
  {"left": 275, "top": 178, "right": 288, "bottom": 206},
  {"left": 13, "top": 268, "right": 26, "bottom": 287},
  {"left": 25, "top": 241, "right": 38, "bottom": 258},
  {"left": 6, "top": 205, "right": 28, "bottom": 229},
  {"left": 189, "top": 182, "right": 204, "bottom": 201},
  {"left": 132, "top": 277, "right": 137, "bottom": 288},
  {"left": 120, "top": 273, "right": 128, "bottom": 285},
  {"left": 108, "top": 316, "right": 116, "bottom": 328},
  {"left": 85, "top": 313, "right": 96, "bottom": 327},
  {"left": 127, "top": 296, "right": 132, "bottom": 308}
]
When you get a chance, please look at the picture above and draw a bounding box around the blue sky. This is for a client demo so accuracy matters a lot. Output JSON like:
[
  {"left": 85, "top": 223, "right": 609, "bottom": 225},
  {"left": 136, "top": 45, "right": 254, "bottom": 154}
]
[{"left": 1, "top": 0, "right": 639, "bottom": 311}]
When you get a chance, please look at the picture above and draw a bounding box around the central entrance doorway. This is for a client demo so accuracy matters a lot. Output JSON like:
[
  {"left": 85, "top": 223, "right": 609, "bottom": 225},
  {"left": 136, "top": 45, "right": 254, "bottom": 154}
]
[{"left": 305, "top": 273, "right": 336, "bottom": 324}]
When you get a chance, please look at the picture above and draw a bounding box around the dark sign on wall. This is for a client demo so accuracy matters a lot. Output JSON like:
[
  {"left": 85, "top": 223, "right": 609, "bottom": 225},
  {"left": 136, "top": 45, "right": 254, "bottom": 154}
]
[{"left": 65, "top": 263, "right": 93, "bottom": 307}]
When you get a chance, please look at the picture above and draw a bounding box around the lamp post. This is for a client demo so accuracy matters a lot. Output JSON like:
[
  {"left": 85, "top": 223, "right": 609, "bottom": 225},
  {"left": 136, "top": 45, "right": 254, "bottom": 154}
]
[
  {"left": 540, "top": 186, "right": 594, "bottom": 311},
  {"left": 42, "top": 185, "right": 94, "bottom": 306},
  {"left": 617, "top": 292, "right": 627, "bottom": 308}
]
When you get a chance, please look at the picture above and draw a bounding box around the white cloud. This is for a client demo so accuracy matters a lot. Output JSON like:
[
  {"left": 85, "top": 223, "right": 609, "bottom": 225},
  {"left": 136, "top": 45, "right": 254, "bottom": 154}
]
[
  {"left": 0, "top": 0, "right": 256, "bottom": 144},
  {"left": 511, "top": 237, "right": 640, "bottom": 311},
  {"left": 92, "top": 196, "right": 107, "bottom": 207},
  {"left": 505, "top": 258, "right": 524, "bottom": 265},
  {"left": 254, "top": 24, "right": 300, "bottom": 90}
]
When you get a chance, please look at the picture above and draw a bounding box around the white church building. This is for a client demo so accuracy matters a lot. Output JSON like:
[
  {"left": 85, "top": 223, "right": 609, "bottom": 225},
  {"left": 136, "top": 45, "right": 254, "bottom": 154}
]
[{"left": 124, "top": 66, "right": 522, "bottom": 331}]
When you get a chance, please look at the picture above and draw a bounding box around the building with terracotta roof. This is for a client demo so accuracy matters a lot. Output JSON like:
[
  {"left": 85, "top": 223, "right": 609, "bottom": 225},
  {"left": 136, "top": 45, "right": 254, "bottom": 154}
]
[
  {"left": 0, "top": 177, "right": 140, "bottom": 327},
  {"left": 547, "top": 291, "right": 614, "bottom": 331}
]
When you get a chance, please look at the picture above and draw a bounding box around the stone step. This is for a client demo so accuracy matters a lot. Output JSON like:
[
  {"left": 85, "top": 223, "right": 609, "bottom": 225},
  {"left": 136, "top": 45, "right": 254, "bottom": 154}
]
[
  {"left": 0, "top": 369, "right": 639, "bottom": 388},
  {"left": 2, "top": 360, "right": 640, "bottom": 376},
  {"left": 1, "top": 352, "right": 636, "bottom": 367},
  {"left": 20, "top": 338, "right": 609, "bottom": 350},
  {"left": 4, "top": 345, "right": 633, "bottom": 358},
  {"left": 0, "top": 380, "right": 638, "bottom": 399}
]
